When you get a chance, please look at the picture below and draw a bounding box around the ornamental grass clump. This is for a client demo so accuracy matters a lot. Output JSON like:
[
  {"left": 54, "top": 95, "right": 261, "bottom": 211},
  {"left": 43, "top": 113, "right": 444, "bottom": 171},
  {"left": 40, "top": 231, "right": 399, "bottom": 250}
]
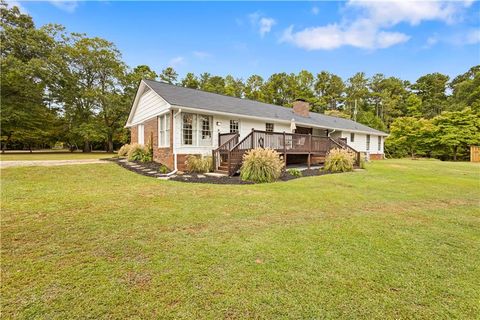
[
  {"left": 324, "top": 148, "right": 355, "bottom": 173},
  {"left": 118, "top": 144, "right": 131, "bottom": 157},
  {"left": 185, "top": 155, "right": 212, "bottom": 173},
  {"left": 287, "top": 168, "right": 302, "bottom": 177},
  {"left": 127, "top": 143, "right": 152, "bottom": 162},
  {"left": 240, "top": 148, "right": 284, "bottom": 183}
]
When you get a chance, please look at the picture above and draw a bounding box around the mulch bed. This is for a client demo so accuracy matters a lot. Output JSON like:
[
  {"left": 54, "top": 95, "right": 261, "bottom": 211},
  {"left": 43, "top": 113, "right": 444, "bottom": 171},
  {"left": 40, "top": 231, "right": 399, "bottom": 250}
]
[
  {"left": 169, "top": 168, "right": 334, "bottom": 185},
  {"left": 108, "top": 157, "right": 339, "bottom": 184}
]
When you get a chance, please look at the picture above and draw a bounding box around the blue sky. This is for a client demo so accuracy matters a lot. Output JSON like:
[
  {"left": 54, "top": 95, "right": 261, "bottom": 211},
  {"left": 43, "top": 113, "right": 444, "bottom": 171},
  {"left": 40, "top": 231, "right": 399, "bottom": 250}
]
[{"left": 13, "top": 0, "right": 480, "bottom": 82}]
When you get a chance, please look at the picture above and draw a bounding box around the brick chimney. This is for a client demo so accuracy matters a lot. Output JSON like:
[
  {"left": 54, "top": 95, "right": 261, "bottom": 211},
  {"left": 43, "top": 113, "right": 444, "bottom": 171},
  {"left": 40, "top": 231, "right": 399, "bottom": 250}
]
[{"left": 292, "top": 99, "right": 310, "bottom": 117}]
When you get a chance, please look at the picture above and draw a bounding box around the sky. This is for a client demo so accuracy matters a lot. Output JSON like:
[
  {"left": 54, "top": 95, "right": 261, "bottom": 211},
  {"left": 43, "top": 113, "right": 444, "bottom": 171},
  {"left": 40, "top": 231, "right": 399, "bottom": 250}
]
[{"left": 11, "top": 0, "right": 480, "bottom": 82}]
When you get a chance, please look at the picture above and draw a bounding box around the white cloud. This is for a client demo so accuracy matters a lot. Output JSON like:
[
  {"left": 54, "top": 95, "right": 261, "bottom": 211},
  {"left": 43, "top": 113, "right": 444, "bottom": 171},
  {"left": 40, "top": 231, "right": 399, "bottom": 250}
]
[
  {"left": 311, "top": 6, "right": 319, "bottom": 15},
  {"left": 465, "top": 29, "right": 480, "bottom": 45},
  {"left": 168, "top": 56, "right": 185, "bottom": 67},
  {"left": 281, "top": 22, "right": 409, "bottom": 50},
  {"left": 248, "top": 12, "right": 276, "bottom": 37},
  {"left": 347, "top": 0, "right": 473, "bottom": 27},
  {"left": 49, "top": 0, "right": 79, "bottom": 13},
  {"left": 259, "top": 17, "right": 276, "bottom": 37},
  {"left": 5, "top": 0, "right": 27, "bottom": 13},
  {"left": 281, "top": 0, "right": 473, "bottom": 51},
  {"left": 193, "top": 51, "right": 212, "bottom": 59}
]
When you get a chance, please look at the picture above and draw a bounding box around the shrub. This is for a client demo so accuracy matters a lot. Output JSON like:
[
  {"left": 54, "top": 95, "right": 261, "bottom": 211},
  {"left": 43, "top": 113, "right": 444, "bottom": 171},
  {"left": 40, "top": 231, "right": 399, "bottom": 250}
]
[
  {"left": 159, "top": 165, "right": 169, "bottom": 174},
  {"left": 127, "top": 143, "right": 152, "bottom": 162},
  {"left": 324, "top": 148, "right": 355, "bottom": 173},
  {"left": 287, "top": 168, "right": 302, "bottom": 177},
  {"left": 240, "top": 148, "right": 284, "bottom": 183},
  {"left": 118, "top": 144, "right": 131, "bottom": 157},
  {"left": 185, "top": 155, "right": 212, "bottom": 173}
]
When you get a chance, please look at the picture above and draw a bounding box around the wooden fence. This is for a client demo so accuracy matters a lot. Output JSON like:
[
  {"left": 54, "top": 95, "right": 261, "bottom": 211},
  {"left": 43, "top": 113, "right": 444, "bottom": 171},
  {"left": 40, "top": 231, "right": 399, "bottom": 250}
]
[{"left": 471, "top": 146, "right": 480, "bottom": 162}]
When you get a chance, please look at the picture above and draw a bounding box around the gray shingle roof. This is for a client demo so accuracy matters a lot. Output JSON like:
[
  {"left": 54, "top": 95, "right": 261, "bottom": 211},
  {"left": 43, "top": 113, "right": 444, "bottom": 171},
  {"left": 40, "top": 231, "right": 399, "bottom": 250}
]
[{"left": 143, "top": 79, "right": 388, "bottom": 136}]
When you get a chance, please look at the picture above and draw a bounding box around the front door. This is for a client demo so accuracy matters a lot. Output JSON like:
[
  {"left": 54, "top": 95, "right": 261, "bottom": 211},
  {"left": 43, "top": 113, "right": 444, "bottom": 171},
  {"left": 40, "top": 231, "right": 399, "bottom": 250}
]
[{"left": 295, "top": 126, "right": 312, "bottom": 134}]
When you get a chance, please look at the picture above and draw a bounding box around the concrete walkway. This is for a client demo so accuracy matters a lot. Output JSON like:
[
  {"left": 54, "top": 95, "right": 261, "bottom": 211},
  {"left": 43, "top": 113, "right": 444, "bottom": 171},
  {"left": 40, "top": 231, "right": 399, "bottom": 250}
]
[{"left": 0, "top": 159, "right": 108, "bottom": 168}]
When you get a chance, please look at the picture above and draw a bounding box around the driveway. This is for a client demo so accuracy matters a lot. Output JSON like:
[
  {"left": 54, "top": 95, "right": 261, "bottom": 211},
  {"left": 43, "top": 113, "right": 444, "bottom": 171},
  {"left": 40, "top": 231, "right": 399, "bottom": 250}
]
[{"left": 0, "top": 159, "right": 108, "bottom": 168}]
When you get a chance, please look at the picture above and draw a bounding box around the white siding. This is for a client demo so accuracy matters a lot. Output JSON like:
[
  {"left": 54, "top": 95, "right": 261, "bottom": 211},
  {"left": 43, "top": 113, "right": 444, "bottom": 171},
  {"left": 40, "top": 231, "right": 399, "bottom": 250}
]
[
  {"left": 174, "top": 112, "right": 291, "bottom": 156},
  {"left": 341, "top": 131, "right": 384, "bottom": 154},
  {"left": 130, "top": 89, "right": 169, "bottom": 125}
]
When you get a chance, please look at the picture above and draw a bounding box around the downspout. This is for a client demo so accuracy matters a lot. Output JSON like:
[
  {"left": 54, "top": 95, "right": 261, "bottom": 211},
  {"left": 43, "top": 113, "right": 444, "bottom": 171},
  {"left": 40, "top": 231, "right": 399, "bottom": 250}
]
[
  {"left": 164, "top": 108, "right": 182, "bottom": 176},
  {"left": 328, "top": 129, "right": 336, "bottom": 137}
]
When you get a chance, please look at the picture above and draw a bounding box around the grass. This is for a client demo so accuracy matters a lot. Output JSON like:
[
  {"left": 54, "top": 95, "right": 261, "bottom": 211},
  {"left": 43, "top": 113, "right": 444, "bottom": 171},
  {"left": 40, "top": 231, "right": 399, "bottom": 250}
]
[
  {"left": 0, "top": 150, "right": 113, "bottom": 161},
  {"left": 1, "top": 159, "right": 479, "bottom": 319}
]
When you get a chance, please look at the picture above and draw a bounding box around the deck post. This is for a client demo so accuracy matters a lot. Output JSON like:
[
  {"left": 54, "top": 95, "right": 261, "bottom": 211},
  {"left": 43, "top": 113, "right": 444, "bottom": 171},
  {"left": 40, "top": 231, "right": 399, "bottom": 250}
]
[
  {"left": 283, "top": 131, "right": 287, "bottom": 167},
  {"left": 227, "top": 151, "right": 231, "bottom": 175},
  {"left": 212, "top": 150, "right": 216, "bottom": 171},
  {"left": 251, "top": 128, "right": 255, "bottom": 148},
  {"left": 308, "top": 133, "right": 312, "bottom": 169}
]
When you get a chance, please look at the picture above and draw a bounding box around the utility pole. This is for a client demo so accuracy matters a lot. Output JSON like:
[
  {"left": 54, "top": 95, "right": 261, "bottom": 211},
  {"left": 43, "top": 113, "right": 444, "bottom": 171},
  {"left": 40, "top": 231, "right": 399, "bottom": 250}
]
[{"left": 353, "top": 99, "right": 358, "bottom": 121}]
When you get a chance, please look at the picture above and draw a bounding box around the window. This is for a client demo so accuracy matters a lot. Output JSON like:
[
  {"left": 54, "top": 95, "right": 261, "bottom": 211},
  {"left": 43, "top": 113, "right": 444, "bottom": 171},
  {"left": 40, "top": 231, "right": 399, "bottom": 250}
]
[
  {"left": 230, "top": 120, "right": 239, "bottom": 133},
  {"left": 181, "top": 113, "right": 213, "bottom": 146},
  {"left": 158, "top": 114, "right": 170, "bottom": 147},
  {"left": 350, "top": 132, "right": 355, "bottom": 142},
  {"left": 366, "top": 134, "right": 370, "bottom": 151},
  {"left": 378, "top": 136, "right": 381, "bottom": 151},
  {"left": 266, "top": 123, "right": 274, "bottom": 132},
  {"left": 199, "top": 115, "right": 213, "bottom": 146},
  {"left": 138, "top": 124, "right": 145, "bottom": 145},
  {"left": 182, "top": 113, "right": 195, "bottom": 145}
]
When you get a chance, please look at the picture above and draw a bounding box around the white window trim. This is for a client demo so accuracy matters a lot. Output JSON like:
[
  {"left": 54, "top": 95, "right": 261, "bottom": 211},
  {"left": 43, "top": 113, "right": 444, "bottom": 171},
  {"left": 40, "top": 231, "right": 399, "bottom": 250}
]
[
  {"left": 138, "top": 124, "right": 145, "bottom": 145},
  {"left": 158, "top": 114, "right": 170, "bottom": 147},
  {"left": 230, "top": 119, "right": 240, "bottom": 134},
  {"left": 181, "top": 113, "right": 214, "bottom": 147}
]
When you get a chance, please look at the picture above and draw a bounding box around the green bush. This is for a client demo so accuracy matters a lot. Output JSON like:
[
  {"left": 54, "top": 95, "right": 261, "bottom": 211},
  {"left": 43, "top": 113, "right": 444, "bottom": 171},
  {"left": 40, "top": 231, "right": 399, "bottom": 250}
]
[
  {"left": 118, "top": 144, "right": 131, "bottom": 157},
  {"left": 287, "top": 168, "right": 302, "bottom": 177},
  {"left": 127, "top": 143, "right": 152, "bottom": 162},
  {"left": 240, "top": 148, "right": 284, "bottom": 183},
  {"left": 159, "top": 165, "right": 169, "bottom": 174},
  {"left": 185, "top": 155, "right": 212, "bottom": 173},
  {"left": 324, "top": 148, "right": 355, "bottom": 173}
]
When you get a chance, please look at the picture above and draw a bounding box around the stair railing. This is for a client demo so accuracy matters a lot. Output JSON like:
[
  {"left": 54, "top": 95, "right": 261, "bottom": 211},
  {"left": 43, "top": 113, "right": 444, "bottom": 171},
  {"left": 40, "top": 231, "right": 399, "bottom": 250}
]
[
  {"left": 212, "top": 133, "right": 239, "bottom": 172},
  {"left": 329, "top": 137, "right": 361, "bottom": 166}
]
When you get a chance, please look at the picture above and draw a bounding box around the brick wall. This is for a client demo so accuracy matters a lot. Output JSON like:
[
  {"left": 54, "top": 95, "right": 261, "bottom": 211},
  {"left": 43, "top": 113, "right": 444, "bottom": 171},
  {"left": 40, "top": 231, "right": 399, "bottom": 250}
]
[
  {"left": 129, "top": 111, "right": 175, "bottom": 169},
  {"left": 369, "top": 153, "right": 384, "bottom": 160},
  {"left": 130, "top": 126, "right": 138, "bottom": 144}
]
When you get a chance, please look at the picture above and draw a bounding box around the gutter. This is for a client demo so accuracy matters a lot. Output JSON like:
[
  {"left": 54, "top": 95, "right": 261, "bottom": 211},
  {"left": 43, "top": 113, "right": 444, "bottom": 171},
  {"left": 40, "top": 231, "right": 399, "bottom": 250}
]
[
  {"left": 163, "top": 108, "right": 182, "bottom": 176},
  {"left": 170, "top": 104, "right": 388, "bottom": 137}
]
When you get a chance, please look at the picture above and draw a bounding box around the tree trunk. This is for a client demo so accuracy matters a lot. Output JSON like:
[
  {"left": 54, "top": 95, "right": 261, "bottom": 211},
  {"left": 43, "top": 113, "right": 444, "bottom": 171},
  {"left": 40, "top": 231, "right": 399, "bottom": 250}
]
[
  {"left": 83, "top": 141, "right": 91, "bottom": 153},
  {"left": 106, "top": 133, "right": 114, "bottom": 153},
  {"left": 453, "top": 146, "right": 458, "bottom": 161}
]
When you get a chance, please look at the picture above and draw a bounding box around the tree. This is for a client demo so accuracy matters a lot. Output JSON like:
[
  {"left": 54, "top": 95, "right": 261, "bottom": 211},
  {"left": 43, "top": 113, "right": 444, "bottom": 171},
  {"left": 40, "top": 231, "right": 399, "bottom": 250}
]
[
  {"left": 181, "top": 72, "right": 200, "bottom": 89},
  {"left": 385, "top": 117, "right": 433, "bottom": 158},
  {"left": 412, "top": 72, "right": 449, "bottom": 118},
  {"left": 202, "top": 75, "right": 225, "bottom": 94},
  {"left": 160, "top": 67, "right": 178, "bottom": 84},
  {"left": 50, "top": 33, "right": 127, "bottom": 152},
  {"left": 356, "top": 111, "right": 387, "bottom": 132},
  {"left": 449, "top": 66, "right": 480, "bottom": 112},
  {"left": 224, "top": 75, "right": 244, "bottom": 98},
  {"left": 432, "top": 108, "right": 480, "bottom": 161},
  {"left": 244, "top": 75, "right": 265, "bottom": 101},
  {"left": 0, "top": 1, "right": 60, "bottom": 151},
  {"left": 314, "top": 71, "right": 345, "bottom": 111},
  {"left": 345, "top": 72, "right": 370, "bottom": 119}
]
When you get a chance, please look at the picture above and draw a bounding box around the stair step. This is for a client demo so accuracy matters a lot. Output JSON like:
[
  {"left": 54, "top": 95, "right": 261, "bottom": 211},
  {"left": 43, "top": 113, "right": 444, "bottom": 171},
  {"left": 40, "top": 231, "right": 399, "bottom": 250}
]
[{"left": 215, "top": 170, "right": 228, "bottom": 174}]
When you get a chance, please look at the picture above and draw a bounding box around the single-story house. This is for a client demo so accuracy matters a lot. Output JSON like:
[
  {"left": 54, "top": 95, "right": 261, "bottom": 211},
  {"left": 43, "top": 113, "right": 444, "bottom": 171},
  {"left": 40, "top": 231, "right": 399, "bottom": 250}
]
[{"left": 126, "top": 79, "right": 388, "bottom": 174}]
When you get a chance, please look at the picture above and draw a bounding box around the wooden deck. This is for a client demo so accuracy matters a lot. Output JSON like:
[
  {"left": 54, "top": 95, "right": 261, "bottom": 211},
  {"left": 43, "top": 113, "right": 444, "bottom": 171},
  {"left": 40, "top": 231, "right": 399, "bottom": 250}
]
[{"left": 213, "top": 130, "right": 360, "bottom": 175}]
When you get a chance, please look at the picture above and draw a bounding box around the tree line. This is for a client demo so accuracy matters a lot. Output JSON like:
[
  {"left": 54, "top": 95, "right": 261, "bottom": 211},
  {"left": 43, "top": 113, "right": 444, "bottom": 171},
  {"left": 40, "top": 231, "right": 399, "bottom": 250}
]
[{"left": 1, "top": 2, "right": 479, "bottom": 159}]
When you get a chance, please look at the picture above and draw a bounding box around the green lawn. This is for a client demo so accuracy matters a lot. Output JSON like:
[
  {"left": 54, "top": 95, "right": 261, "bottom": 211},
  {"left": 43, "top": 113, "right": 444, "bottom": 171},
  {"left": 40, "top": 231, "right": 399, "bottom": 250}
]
[
  {"left": 1, "top": 160, "right": 479, "bottom": 319},
  {"left": 0, "top": 151, "right": 113, "bottom": 161}
]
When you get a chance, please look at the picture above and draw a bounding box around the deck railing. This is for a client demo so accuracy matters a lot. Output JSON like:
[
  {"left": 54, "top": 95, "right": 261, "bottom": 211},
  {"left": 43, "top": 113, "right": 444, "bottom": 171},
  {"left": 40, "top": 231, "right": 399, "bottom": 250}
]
[{"left": 213, "top": 129, "right": 360, "bottom": 175}]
